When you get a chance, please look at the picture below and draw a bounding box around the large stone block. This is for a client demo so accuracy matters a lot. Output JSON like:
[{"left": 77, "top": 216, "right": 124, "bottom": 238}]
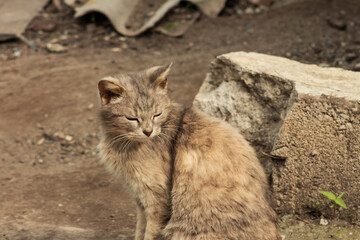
[{"left": 193, "top": 52, "right": 360, "bottom": 222}]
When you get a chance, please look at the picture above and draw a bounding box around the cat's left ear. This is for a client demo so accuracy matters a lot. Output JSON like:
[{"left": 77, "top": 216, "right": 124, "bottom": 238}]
[
  {"left": 98, "top": 77, "right": 125, "bottom": 105},
  {"left": 148, "top": 63, "right": 172, "bottom": 93}
]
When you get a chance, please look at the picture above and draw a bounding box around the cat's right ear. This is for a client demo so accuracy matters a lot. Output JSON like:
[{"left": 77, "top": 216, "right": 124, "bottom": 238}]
[{"left": 98, "top": 78, "right": 124, "bottom": 105}]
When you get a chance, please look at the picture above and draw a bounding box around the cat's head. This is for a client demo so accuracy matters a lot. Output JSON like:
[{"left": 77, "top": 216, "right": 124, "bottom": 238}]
[{"left": 98, "top": 64, "right": 172, "bottom": 142}]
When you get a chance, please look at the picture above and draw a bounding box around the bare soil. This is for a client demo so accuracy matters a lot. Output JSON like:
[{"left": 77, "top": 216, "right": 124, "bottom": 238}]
[{"left": 1, "top": 0, "right": 360, "bottom": 239}]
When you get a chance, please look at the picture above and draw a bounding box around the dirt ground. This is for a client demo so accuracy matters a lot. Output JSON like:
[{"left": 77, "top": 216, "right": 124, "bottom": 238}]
[{"left": 1, "top": 0, "right": 360, "bottom": 239}]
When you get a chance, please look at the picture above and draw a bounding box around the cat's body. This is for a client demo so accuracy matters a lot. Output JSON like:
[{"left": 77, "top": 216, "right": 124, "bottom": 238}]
[{"left": 97, "top": 65, "right": 279, "bottom": 240}]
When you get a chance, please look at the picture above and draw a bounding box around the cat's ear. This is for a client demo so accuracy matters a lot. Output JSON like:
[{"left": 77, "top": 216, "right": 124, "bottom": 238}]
[
  {"left": 148, "top": 63, "right": 173, "bottom": 93},
  {"left": 98, "top": 77, "right": 124, "bottom": 105}
]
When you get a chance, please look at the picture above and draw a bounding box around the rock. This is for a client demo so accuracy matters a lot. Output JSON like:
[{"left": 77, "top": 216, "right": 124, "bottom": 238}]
[
  {"left": 310, "top": 150, "right": 318, "bottom": 157},
  {"left": 345, "top": 52, "right": 357, "bottom": 62},
  {"left": 339, "top": 125, "right": 346, "bottom": 130},
  {"left": 235, "top": 8, "right": 244, "bottom": 15},
  {"left": 37, "top": 138, "right": 45, "bottom": 145},
  {"left": 31, "top": 20, "right": 57, "bottom": 32},
  {"left": 13, "top": 48, "right": 21, "bottom": 57},
  {"left": 352, "top": 62, "right": 360, "bottom": 71},
  {"left": 111, "top": 48, "right": 122, "bottom": 52},
  {"left": 320, "top": 218, "right": 329, "bottom": 226},
  {"left": 65, "top": 135, "right": 73, "bottom": 142},
  {"left": 193, "top": 51, "right": 360, "bottom": 223},
  {"left": 46, "top": 43, "right": 67, "bottom": 53},
  {"left": 64, "top": 0, "right": 76, "bottom": 7},
  {"left": 0, "top": 53, "right": 8, "bottom": 61},
  {"left": 53, "top": 132, "right": 65, "bottom": 140},
  {"left": 245, "top": 7, "right": 255, "bottom": 14},
  {"left": 119, "top": 36, "right": 127, "bottom": 42},
  {"left": 249, "top": 0, "right": 273, "bottom": 6},
  {"left": 326, "top": 18, "right": 347, "bottom": 31},
  {"left": 87, "top": 103, "right": 94, "bottom": 110},
  {"left": 53, "top": 0, "right": 63, "bottom": 11}
]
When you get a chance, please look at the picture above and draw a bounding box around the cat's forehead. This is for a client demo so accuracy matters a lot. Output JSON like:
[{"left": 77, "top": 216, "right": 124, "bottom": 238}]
[{"left": 114, "top": 72, "right": 163, "bottom": 111}]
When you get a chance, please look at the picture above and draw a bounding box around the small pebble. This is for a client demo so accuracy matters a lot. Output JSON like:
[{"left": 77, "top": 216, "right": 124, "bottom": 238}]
[
  {"left": 54, "top": 132, "right": 65, "bottom": 140},
  {"left": 310, "top": 150, "right": 318, "bottom": 156},
  {"left": 235, "top": 9, "right": 244, "bottom": 15},
  {"left": 37, "top": 138, "right": 45, "bottom": 145},
  {"left": 65, "top": 135, "right": 73, "bottom": 142},
  {"left": 119, "top": 37, "right": 127, "bottom": 41},
  {"left": 13, "top": 48, "right": 21, "bottom": 57},
  {"left": 111, "top": 48, "right": 122, "bottom": 52},
  {"left": 327, "top": 18, "right": 346, "bottom": 30},
  {"left": 345, "top": 52, "right": 357, "bottom": 62},
  {"left": 87, "top": 103, "right": 94, "bottom": 110},
  {"left": 339, "top": 125, "right": 346, "bottom": 130},
  {"left": 46, "top": 43, "right": 67, "bottom": 53},
  {"left": 245, "top": 7, "right": 255, "bottom": 14},
  {"left": 320, "top": 218, "right": 329, "bottom": 226},
  {"left": 0, "top": 53, "right": 8, "bottom": 61},
  {"left": 352, "top": 63, "right": 360, "bottom": 71}
]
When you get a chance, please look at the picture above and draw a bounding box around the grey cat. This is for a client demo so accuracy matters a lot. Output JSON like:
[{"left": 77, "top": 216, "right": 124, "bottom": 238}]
[{"left": 97, "top": 64, "right": 279, "bottom": 240}]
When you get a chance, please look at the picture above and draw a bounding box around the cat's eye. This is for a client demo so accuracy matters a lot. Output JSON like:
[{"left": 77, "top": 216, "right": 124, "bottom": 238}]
[
  {"left": 153, "top": 112, "right": 162, "bottom": 119},
  {"left": 125, "top": 116, "right": 139, "bottom": 122}
]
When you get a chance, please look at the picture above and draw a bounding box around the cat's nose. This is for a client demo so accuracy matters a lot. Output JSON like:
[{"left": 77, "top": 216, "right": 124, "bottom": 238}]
[{"left": 143, "top": 130, "right": 153, "bottom": 137}]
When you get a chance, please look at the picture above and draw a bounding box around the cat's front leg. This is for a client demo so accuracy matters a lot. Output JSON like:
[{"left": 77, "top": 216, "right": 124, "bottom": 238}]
[
  {"left": 144, "top": 206, "right": 166, "bottom": 240},
  {"left": 135, "top": 204, "right": 147, "bottom": 240}
]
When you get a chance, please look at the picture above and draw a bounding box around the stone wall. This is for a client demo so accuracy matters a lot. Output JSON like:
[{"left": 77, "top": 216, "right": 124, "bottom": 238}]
[{"left": 193, "top": 52, "right": 360, "bottom": 222}]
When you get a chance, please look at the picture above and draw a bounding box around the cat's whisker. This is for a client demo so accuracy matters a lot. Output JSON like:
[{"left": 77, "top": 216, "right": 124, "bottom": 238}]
[
  {"left": 111, "top": 136, "right": 127, "bottom": 144},
  {"left": 109, "top": 134, "right": 128, "bottom": 147},
  {"left": 158, "top": 133, "right": 172, "bottom": 145},
  {"left": 122, "top": 139, "right": 130, "bottom": 152}
]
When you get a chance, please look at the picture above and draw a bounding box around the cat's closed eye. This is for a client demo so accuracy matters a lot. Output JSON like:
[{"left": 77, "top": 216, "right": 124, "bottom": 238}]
[
  {"left": 125, "top": 116, "right": 139, "bottom": 123},
  {"left": 153, "top": 112, "right": 162, "bottom": 119}
]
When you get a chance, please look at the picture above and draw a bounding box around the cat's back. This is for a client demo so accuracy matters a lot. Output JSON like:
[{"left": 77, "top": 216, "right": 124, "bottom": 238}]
[
  {"left": 176, "top": 107, "right": 263, "bottom": 179},
  {"left": 164, "top": 107, "right": 279, "bottom": 240}
]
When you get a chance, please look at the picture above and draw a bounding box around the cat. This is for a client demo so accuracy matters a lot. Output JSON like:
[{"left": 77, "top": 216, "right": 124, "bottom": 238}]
[{"left": 97, "top": 64, "right": 280, "bottom": 240}]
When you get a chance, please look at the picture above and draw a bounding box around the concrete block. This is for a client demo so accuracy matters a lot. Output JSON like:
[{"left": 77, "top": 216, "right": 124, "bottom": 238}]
[{"left": 193, "top": 52, "right": 360, "bottom": 222}]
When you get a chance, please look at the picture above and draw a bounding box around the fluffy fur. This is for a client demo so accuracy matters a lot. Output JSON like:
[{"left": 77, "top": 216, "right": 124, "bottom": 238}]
[{"left": 97, "top": 64, "right": 279, "bottom": 240}]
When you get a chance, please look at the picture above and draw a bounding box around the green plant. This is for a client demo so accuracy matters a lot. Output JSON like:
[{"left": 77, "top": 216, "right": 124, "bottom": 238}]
[
  {"left": 91, "top": 13, "right": 96, "bottom": 23},
  {"left": 309, "top": 197, "right": 320, "bottom": 208},
  {"left": 165, "top": 21, "right": 179, "bottom": 29},
  {"left": 319, "top": 191, "right": 347, "bottom": 209}
]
